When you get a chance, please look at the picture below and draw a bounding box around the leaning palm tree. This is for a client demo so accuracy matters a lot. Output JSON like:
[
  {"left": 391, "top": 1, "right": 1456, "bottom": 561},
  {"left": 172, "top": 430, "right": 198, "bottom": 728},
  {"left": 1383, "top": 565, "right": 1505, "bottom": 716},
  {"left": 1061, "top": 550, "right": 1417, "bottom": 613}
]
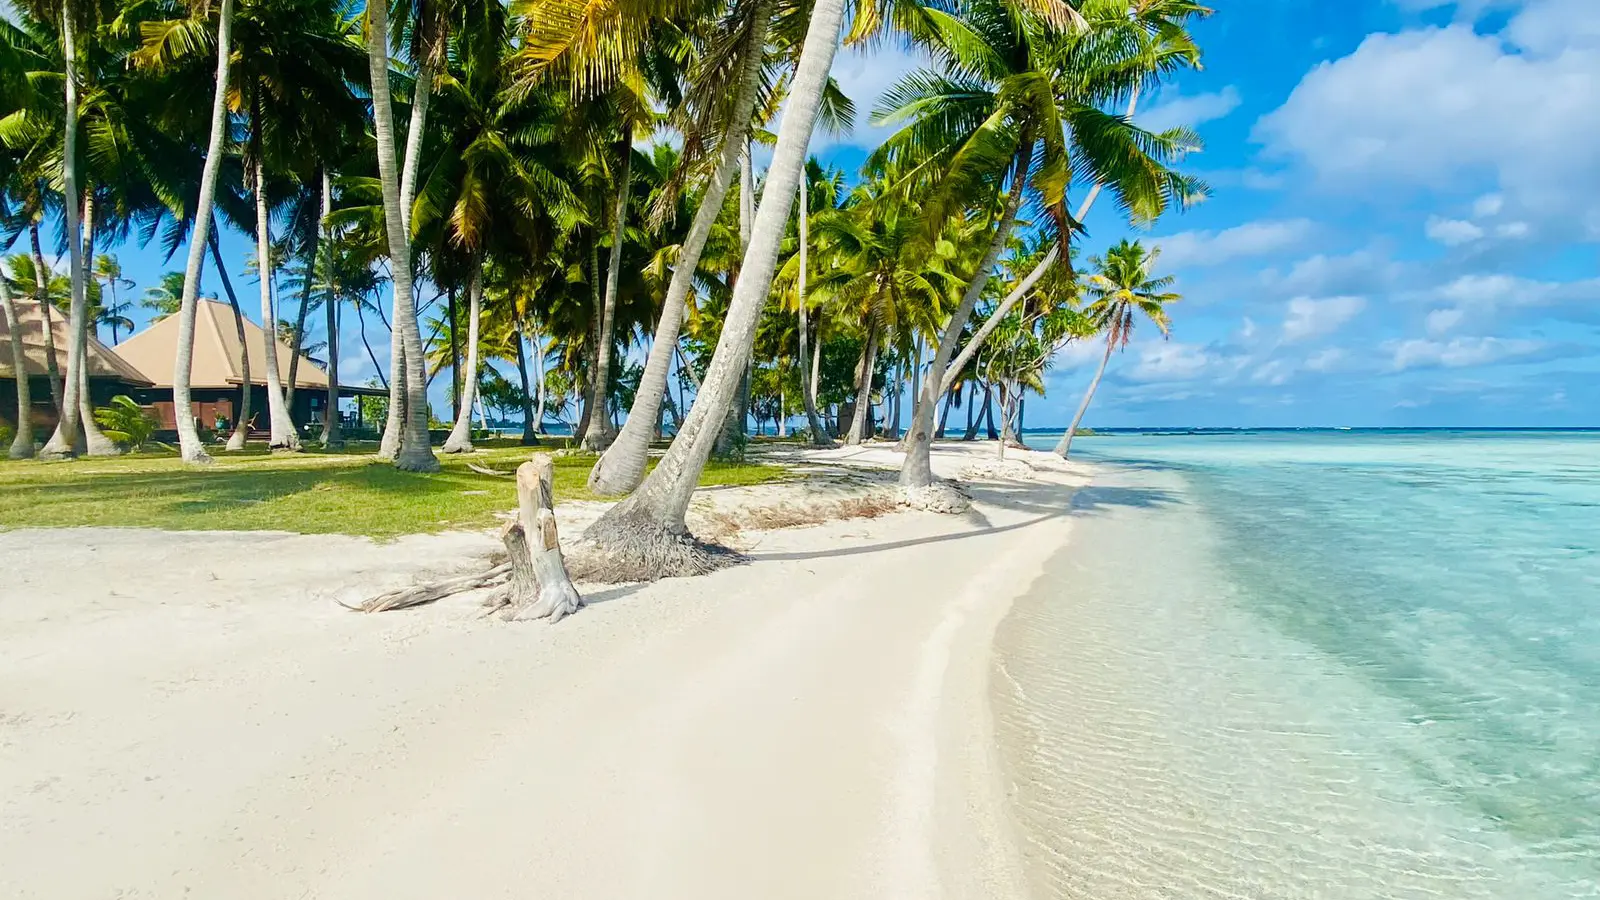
[
  {"left": 133, "top": 0, "right": 237, "bottom": 464},
  {"left": 585, "top": 0, "right": 776, "bottom": 494},
  {"left": 582, "top": 0, "right": 849, "bottom": 577},
  {"left": 0, "top": 262, "right": 33, "bottom": 457},
  {"left": 1055, "top": 238, "right": 1176, "bottom": 458}
]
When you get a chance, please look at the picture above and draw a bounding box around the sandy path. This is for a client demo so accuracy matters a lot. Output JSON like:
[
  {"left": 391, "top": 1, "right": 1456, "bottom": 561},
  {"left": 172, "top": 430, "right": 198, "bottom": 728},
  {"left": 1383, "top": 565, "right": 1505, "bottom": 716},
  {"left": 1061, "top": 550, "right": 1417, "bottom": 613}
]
[{"left": 0, "top": 446, "right": 1083, "bottom": 899}]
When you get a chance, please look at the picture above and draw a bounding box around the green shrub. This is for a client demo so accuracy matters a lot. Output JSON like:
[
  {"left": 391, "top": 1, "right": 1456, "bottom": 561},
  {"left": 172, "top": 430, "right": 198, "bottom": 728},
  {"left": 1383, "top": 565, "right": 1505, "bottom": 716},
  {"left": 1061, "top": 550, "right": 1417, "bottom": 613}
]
[{"left": 92, "top": 396, "right": 158, "bottom": 450}]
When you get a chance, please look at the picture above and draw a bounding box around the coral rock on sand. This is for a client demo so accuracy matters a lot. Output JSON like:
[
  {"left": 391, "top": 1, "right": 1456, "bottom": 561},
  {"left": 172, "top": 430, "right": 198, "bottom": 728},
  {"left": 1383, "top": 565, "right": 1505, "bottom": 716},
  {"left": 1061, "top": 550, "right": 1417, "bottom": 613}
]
[
  {"left": 899, "top": 481, "right": 972, "bottom": 514},
  {"left": 959, "top": 458, "right": 1035, "bottom": 482}
]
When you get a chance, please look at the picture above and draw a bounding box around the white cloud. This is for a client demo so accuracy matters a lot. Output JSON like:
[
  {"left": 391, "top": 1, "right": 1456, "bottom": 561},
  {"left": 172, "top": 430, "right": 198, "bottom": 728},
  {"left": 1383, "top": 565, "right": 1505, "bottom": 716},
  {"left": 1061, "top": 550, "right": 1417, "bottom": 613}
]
[
  {"left": 1473, "top": 193, "right": 1505, "bottom": 217},
  {"left": 1252, "top": 9, "right": 1600, "bottom": 230},
  {"left": 1141, "top": 86, "right": 1243, "bottom": 133},
  {"left": 1425, "top": 216, "right": 1485, "bottom": 246},
  {"left": 1261, "top": 248, "right": 1402, "bottom": 298},
  {"left": 1154, "top": 219, "right": 1315, "bottom": 269},
  {"left": 1387, "top": 336, "right": 1546, "bottom": 370},
  {"left": 1283, "top": 295, "right": 1366, "bottom": 341},
  {"left": 813, "top": 44, "right": 930, "bottom": 149},
  {"left": 1425, "top": 307, "right": 1467, "bottom": 335},
  {"left": 1251, "top": 359, "right": 1295, "bottom": 386},
  {"left": 1304, "top": 348, "right": 1346, "bottom": 372},
  {"left": 1127, "top": 342, "right": 1213, "bottom": 382},
  {"left": 1496, "top": 221, "right": 1531, "bottom": 238}
]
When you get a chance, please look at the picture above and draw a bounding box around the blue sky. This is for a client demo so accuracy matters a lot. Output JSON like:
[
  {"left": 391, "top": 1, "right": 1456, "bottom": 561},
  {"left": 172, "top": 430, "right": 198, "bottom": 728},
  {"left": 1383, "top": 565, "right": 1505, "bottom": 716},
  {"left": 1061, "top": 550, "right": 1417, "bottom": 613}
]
[
  {"left": 823, "top": 0, "right": 1600, "bottom": 427},
  {"left": 61, "top": 0, "right": 1600, "bottom": 428}
]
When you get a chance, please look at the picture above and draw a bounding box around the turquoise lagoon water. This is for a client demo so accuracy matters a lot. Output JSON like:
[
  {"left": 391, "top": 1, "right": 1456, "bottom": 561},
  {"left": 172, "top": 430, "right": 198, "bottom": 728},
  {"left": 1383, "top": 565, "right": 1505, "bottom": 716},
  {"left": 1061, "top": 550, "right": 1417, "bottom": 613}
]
[{"left": 992, "top": 431, "right": 1600, "bottom": 898}]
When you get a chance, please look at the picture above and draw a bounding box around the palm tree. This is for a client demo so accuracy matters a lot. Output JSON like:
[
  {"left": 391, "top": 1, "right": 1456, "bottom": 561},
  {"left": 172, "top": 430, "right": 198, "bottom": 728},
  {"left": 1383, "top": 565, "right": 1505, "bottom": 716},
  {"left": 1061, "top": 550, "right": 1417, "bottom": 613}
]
[
  {"left": 365, "top": 0, "right": 438, "bottom": 471},
  {"left": 140, "top": 270, "right": 185, "bottom": 318},
  {"left": 91, "top": 254, "right": 133, "bottom": 343},
  {"left": 586, "top": 0, "right": 775, "bottom": 494},
  {"left": 583, "top": 0, "right": 849, "bottom": 577},
  {"left": 1055, "top": 238, "right": 1177, "bottom": 458},
  {"left": 0, "top": 261, "right": 34, "bottom": 457},
  {"left": 34, "top": 0, "right": 93, "bottom": 459},
  {"left": 133, "top": 0, "right": 237, "bottom": 464},
  {"left": 889, "top": 0, "right": 1205, "bottom": 490}
]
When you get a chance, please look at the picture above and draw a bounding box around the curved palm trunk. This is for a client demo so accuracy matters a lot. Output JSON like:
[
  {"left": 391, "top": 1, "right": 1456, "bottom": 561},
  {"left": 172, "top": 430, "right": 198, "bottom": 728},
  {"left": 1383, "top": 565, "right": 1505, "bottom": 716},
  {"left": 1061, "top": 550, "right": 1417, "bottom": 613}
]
[
  {"left": 899, "top": 141, "right": 1031, "bottom": 488},
  {"left": 587, "top": 3, "right": 772, "bottom": 494},
  {"left": 1, "top": 271, "right": 34, "bottom": 458},
  {"left": 284, "top": 192, "right": 322, "bottom": 417},
  {"left": 516, "top": 319, "right": 538, "bottom": 446},
  {"left": 845, "top": 322, "right": 878, "bottom": 445},
  {"left": 366, "top": 0, "right": 438, "bottom": 472},
  {"left": 40, "top": 5, "right": 88, "bottom": 459},
  {"left": 206, "top": 232, "right": 253, "bottom": 451},
  {"left": 580, "top": 131, "right": 634, "bottom": 451},
  {"left": 442, "top": 267, "right": 483, "bottom": 453},
  {"left": 583, "top": 0, "right": 846, "bottom": 576},
  {"left": 929, "top": 89, "right": 1141, "bottom": 403},
  {"left": 26, "top": 225, "right": 64, "bottom": 418},
  {"left": 1055, "top": 332, "right": 1114, "bottom": 459},
  {"left": 796, "top": 174, "right": 831, "bottom": 446},
  {"left": 319, "top": 171, "right": 343, "bottom": 448},
  {"left": 172, "top": 0, "right": 234, "bottom": 464},
  {"left": 76, "top": 194, "right": 117, "bottom": 456},
  {"left": 252, "top": 153, "right": 300, "bottom": 451}
]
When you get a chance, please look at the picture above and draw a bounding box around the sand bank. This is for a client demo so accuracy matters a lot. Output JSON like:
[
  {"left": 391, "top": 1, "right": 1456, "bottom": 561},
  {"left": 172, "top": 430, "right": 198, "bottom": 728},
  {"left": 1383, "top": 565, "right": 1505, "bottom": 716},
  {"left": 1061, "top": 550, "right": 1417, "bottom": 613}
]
[{"left": 0, "top": 442, "right": 1089, "bottom": 899}]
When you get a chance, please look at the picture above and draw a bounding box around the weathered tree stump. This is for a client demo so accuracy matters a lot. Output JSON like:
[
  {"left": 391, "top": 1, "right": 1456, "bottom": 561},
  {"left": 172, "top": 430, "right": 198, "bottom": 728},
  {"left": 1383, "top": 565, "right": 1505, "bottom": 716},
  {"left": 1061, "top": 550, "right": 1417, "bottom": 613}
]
[{"left": 501, "top": 456, "right": 583, "bottom": 622}]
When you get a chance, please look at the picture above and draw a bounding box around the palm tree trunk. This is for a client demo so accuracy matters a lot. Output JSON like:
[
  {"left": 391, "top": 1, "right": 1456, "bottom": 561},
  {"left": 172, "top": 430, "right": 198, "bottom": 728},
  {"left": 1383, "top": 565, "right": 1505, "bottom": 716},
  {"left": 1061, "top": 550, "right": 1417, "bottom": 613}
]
[
  {"left": 399, "top": 61, "right": 432, "bottom": 236},
  {"left": 442, "top": 265, "right": 483, "bottom": 453},
  {"left": 376, "top": 57, "right": 433, "bottom": 457},
  {"left": 936, "top": 386, "right": 952, "bottom": 438},
  {"left": 516, "top": 318, "right": 538, "bottom": 446},
  {"left": 319, "top": 170, "right": 343, "bottom": 448},
  {"left": 251, "top": 146, "right": 300, "bottom": 451},
  {"left": 285, "top": 178, "right": 323, "bottom": 418},
  {"left": 207, "top": 231, "right": 253, "bottom": 451},
  {"left": 932, "top": 89, "right": 1141, "bottom": 400},
  {"left": 75, "top": 195, "right": 116, "bottom": 456},
  {"left": 796, "top": 173, "right": 830, "bottom": 446},
  {"left": 447, "top": 287, "right": 460, "bottom": 418},
  {"left": 586, "top": 1, "right": 772, "bottom": 494},
  {"left": 1055, "top": 332, "right": 1114, "bottom": 459},
  {"left": 171, "top": 0, "right": 234, "bottom": 464},
  {"left": 1, "top": 269, "right": 34, "bottom": 458},
  {"left": 366, "top": 0, "right": 438, "bottom": 472},
  {"left": 378, "top": 306, "right": 405, "bottom": 456},
  {"left": 583, "top": 0, "right": 847, "bottom": 575},
  {"left": 846, "top": 322, "right": 877, "bottom": 445},
  {"left": 899, "top": 138, "right": 1032, "bottom": 488},
  {"left": 40, "top": 4, "right": 88, "bottom": 460},
  {"left": 28, "top": 224, "right": 64, "bottom": 422},
  {"left": 580, "top": 129, "right": 633, "bottom": 451}
]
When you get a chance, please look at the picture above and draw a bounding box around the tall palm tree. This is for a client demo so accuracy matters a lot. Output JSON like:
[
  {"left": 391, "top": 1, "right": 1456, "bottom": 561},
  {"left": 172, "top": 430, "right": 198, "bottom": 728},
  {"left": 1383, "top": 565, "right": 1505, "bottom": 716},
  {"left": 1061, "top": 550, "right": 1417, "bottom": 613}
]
[
  {"left": 133, "top": 0, "right": 237, "bottom": 464},
  {"left": 586, "top": 0, "right": 775, "bottom": 494},
  {"left": 92, "top": 253, "right": 133, "bottom": 342},
  {"left": 583, "top": 0, "right": 848, "bottom": 577},
  {"left": 1055, "top": 238, "right": 1176, "bottom": 458},
  {"left": 34, "top": 0, "right": 93, "bottom": 459},
  {"left": 890, "top": 0, "right": 1204, "bottom": 490},
  {"left": 365, "top": 0, "right": 438, "bottom": 471}
]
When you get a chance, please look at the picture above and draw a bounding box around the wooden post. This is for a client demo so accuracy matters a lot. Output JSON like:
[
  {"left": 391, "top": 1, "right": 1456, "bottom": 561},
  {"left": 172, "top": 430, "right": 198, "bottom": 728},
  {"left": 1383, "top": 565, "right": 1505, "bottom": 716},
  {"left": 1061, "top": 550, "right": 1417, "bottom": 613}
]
[{"left": 502, "top": 455, "right": 583, "bottom": 622}]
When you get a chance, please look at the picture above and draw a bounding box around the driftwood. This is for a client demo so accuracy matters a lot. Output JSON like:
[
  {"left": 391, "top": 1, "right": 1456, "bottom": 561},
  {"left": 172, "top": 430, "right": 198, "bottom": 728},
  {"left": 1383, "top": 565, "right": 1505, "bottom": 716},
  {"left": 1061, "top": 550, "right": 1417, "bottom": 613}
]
[
  {"left": 466, "top": 462, "right": 514, "bottom": 477},
  {"left": 351, "top": 454, "right": 583, "bottom": 621}
]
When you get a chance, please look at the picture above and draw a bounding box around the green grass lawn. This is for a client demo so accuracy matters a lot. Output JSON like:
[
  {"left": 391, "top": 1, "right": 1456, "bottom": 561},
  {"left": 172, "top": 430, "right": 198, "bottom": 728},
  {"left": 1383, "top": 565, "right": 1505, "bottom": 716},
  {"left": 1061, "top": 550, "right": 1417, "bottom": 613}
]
[{"left": 0, "top": 438, "right": 788, "bottom": 538}]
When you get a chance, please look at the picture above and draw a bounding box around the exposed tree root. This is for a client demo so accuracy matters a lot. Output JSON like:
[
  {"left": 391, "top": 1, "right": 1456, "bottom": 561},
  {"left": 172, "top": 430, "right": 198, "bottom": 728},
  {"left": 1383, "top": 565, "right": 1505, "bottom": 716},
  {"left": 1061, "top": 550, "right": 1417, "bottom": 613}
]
[
  {"left": 899, "top": 481, "right": 971, "bottom": 514},
  {"left": 346, "top": 561, "right": 512, "bottom": 613},
  {"left": 576, "top": 514, "right": 742, "bottom": 583}
]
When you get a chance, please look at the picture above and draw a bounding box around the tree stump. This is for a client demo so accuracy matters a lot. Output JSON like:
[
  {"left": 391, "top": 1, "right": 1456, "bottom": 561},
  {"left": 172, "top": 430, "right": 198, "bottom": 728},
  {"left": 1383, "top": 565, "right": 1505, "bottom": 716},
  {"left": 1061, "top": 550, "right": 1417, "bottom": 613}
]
[{"left": 501, "top": 455, "right": 583, "bottom": 622}]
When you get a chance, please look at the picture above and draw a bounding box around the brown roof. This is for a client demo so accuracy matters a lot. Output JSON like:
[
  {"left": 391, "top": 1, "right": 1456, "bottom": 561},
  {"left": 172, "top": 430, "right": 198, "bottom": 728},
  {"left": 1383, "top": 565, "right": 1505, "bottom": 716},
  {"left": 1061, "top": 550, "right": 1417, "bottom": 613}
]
[
  {"left": 113, "top": 299, "right": 338, "bottom": 391},
  {"left": 0, "top": 296, "right": 154, "bottom": 385}
]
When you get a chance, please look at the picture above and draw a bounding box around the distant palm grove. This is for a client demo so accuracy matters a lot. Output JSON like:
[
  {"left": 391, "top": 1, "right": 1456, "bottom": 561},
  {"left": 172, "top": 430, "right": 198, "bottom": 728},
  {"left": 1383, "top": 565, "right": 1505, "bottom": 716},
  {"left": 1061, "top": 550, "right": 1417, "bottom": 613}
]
[{"left": 2, "top": 0, "right": 1205, "bottom": 574}]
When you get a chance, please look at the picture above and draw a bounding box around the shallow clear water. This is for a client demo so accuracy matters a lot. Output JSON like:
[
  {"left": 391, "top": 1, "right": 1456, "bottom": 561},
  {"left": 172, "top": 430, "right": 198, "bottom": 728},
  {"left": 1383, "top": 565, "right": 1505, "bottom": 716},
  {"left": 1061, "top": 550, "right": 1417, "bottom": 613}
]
[{"left": 992, "top": 432, "right": 1600, "bottom": 898}]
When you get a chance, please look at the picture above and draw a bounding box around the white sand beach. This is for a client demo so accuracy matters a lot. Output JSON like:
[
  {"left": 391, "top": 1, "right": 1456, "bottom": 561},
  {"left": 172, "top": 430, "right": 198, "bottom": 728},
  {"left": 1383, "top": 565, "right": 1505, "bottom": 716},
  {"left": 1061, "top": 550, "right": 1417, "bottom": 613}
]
[{"left": 0, "top": 443, "right": 1089, "bottom": 899}]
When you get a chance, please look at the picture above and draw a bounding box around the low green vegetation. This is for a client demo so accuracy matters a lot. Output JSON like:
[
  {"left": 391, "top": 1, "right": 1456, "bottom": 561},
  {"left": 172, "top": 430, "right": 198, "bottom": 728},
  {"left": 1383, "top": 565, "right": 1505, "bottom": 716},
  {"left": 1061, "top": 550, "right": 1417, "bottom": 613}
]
[{"left": 0, "top": 439, "right": 787, "bottom": 539}]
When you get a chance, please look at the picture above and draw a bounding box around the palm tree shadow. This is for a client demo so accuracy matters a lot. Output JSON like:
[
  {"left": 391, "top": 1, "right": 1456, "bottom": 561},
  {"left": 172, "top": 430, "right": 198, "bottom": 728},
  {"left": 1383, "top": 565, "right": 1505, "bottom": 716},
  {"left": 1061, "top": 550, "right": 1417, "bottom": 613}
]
[{"left": 747, "top": 481, "right": 1182, "bottom": 564}]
